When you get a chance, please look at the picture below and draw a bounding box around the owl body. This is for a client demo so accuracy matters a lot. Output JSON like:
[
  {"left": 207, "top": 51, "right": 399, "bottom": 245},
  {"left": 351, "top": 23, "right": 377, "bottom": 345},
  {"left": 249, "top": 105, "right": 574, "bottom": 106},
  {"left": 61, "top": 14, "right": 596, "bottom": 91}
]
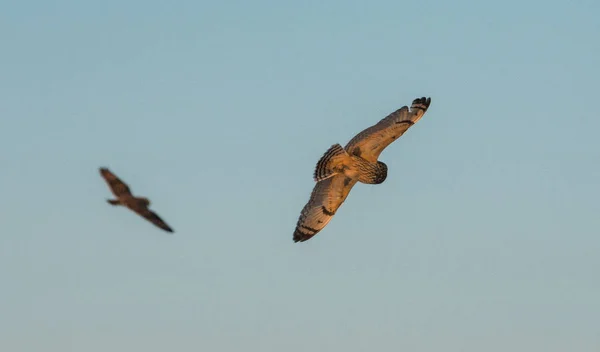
[
  {"left": 334, "top": 155, "right": 388, "bottom": 185},
  {"left": 99, "top": 167, "right": 174, "bottom": 233},
  {"left": 293, "top": 97, "right": 432, "bottom": 243}
]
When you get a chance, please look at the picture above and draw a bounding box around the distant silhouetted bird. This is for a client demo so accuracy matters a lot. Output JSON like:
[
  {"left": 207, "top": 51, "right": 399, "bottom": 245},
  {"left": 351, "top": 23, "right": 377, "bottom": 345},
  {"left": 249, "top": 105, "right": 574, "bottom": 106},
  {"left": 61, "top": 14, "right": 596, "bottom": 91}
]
[
  {"left": 293, "top": 97, "right": 432, "bottom": 243},
  {"left": 99, "top": 167, "right": 174, "bottom": 233}
]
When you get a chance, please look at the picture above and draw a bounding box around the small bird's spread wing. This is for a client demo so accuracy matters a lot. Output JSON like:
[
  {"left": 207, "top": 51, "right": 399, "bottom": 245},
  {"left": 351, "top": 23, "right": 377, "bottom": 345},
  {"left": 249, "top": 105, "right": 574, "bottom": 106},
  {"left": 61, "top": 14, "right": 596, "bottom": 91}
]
[
  {"left": 294, "top": 175, "right": 359, "bottom": 242},
  {"left": 344, "top": 97, "right": 431, "bottom": 162},
  {"left": 130, "top": 206, "right": 174, "bottom": 233},
  {"left": 99, "top": 167, "right": 132, "bottom": 198}
]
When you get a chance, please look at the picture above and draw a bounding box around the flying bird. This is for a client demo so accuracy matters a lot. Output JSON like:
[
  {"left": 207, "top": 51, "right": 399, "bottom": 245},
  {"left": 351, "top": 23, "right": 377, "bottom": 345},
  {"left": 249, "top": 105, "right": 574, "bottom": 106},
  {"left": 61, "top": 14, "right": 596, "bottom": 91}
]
[
  {"left": 99, "top": 167, "right": 174, "bottom": 233},
  {"left": 293, "top": 96, "right": 432, "bottom": 242}
]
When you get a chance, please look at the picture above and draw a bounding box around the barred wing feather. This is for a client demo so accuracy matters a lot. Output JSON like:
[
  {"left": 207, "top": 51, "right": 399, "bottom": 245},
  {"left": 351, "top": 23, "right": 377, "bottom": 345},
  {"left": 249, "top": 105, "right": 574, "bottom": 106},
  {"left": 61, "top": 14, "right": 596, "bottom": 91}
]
[
  {"left": 345, "top": 97, "right": 431, "bottom": 163},
  {"left": 293, "top": 175, "right": 358, "bottom": 242}
]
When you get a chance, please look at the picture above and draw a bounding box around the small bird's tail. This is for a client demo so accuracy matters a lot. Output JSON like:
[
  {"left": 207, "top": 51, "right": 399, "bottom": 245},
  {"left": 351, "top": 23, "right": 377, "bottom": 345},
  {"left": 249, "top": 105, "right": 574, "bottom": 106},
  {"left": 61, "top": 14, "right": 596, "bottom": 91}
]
[
  {"left": 106, "top": 199, "right": 121, "bottom": 206},
  {"left": 313, "top": 144, "right": 349, "bottom": 181}
]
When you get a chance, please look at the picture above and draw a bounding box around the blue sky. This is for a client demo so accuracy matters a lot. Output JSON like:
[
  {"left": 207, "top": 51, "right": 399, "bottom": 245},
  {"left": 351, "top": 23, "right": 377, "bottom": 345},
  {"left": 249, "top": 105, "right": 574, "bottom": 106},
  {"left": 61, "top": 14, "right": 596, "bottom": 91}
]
[{"left": 1, "top": 0, "right": 599, "bottom": 351}]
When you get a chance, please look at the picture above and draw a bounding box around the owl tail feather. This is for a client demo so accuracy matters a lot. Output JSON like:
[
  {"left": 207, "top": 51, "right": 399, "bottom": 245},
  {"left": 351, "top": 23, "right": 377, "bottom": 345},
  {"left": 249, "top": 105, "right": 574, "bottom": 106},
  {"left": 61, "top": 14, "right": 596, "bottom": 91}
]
[{"left": 313, "top": 144, "right": 349, "bottom": 182}]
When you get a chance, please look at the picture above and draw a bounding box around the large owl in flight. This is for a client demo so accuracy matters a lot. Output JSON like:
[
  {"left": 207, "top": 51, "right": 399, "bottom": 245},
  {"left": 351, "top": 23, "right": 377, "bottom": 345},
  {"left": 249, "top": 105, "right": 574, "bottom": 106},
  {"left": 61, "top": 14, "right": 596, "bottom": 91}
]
[
  {"left": 293, "top": 97, "right": 432, "bottom": 242},
  {"left": 99, "top": 167, "right": 174, "bottom": 233}
]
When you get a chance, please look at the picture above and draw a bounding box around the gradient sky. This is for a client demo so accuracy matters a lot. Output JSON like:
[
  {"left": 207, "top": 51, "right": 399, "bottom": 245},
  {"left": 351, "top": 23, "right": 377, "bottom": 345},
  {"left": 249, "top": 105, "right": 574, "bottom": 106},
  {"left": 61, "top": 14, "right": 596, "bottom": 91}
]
[{"left": 1, "top": 0, "right": 599, "bottom": 351}]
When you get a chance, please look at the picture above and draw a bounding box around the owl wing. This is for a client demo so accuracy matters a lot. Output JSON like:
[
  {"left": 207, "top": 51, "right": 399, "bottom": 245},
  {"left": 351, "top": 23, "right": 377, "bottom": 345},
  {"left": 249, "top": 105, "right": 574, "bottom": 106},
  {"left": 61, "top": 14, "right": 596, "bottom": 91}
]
[
  {"left": 129, "top": 204, "right": 174, "bottom": 233},
  {"left": 293, "top": 175, "right": 359, "bottom": 242},
  {"left": 344, "top": 97, "right": 431, "bottom": 162},
  {"left": 99, "top": 167, "right": 132, "bottom": 198}
]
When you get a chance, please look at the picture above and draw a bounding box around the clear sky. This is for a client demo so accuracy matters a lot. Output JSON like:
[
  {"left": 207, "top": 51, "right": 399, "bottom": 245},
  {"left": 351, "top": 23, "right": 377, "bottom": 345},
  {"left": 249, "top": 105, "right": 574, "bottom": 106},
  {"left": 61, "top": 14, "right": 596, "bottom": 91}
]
[{"left": 1, "top": 0, "right": 599, "bottom": 351}]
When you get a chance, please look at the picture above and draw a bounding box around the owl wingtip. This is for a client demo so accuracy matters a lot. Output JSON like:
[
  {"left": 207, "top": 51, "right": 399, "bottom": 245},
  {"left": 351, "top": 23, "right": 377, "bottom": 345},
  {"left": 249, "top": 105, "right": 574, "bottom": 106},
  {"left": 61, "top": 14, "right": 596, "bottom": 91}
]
[
  {"left": 293, "top": 229, "right": 313, "bottom": 243},
  {"left": 412, "top": 96, "right": 431, "bottom": 108}
]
